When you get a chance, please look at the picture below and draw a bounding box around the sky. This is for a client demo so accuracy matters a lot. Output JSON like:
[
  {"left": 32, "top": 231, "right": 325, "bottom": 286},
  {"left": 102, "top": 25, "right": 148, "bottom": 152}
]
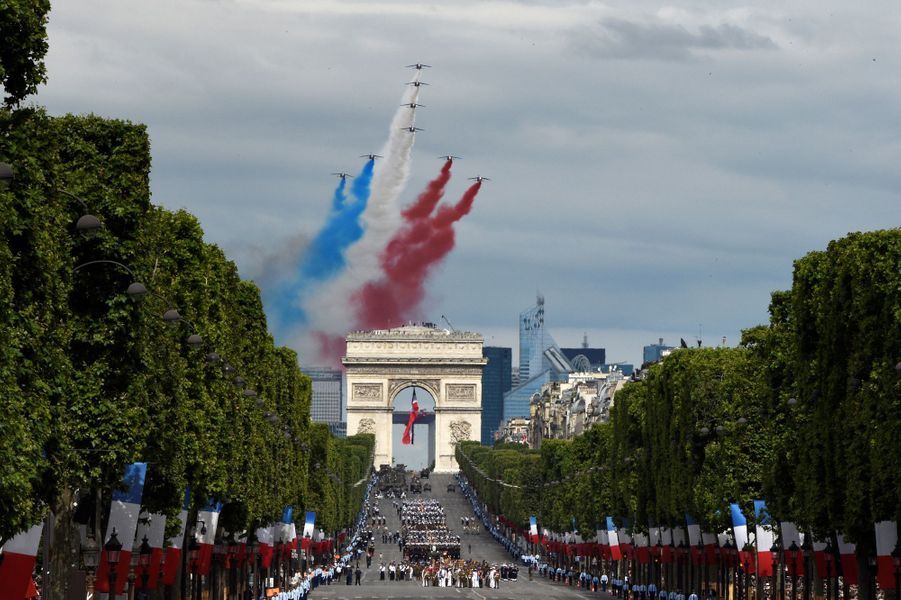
[{"left": 33, "top": 0, "right": 901, "bottom": 368}]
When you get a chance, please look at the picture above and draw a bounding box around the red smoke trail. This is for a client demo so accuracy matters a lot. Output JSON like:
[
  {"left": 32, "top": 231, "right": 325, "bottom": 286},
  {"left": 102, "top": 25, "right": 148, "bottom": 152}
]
[
  {"left": 313, "top": 331, "right": 346, "bottom": 367},
  {"left": 401, "top": 159, "right": 452, "bottom": 221},
  {"left": 353, "top": 181, "right": 482, "bottom": 329}
]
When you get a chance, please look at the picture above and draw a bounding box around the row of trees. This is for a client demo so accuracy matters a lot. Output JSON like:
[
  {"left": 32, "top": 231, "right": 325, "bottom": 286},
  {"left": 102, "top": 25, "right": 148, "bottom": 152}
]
[
  {"left": 457, "top": 229, "right": 900, "bottom": 596},
  {"left": 0, "top": 106, "right": 373, "bottom": 597}
]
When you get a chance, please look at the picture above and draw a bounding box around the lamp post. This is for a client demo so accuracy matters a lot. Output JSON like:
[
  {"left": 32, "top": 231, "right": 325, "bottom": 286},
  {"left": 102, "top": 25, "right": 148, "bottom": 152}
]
[
  {"left": 677, "top": 540, "right": 688, "bottom": 593},
  {"left": 801, "top": 539, "right": 812, "bottom": 600},
  {"left": 138, "top": 535, "right": 152, "bottom": 599},
  {"left": 188, "top": 536, "right": 200, "bottom": 600},
  {"left": 212, "top": 542, "right": 226, "bottom": 600},
  {"left": 105, "top": 529, "right": 123, "bottom": 598},
  {"left": 697, "top": 540, "right": 706, "bottom": 596},
  {"left": 228, "top": 537, "right": 239, "bottom": 600},
  {"left": 654, "top": 541, "right": 663, "bottom": 589},
  {"left": 771, "top": 540, "right": 783, "bottom": 600},
  {"left": 81, "top": 532, "right": 100, "bottom": 600},
  {"left": 786, "top": 542, "right": 799, "bottom": 600},
  {"left": 742, "top": 543, "right": 752, "bottom": 600},
  {"left": 723, "top": 541, "right": 735, "bottom": 600}
]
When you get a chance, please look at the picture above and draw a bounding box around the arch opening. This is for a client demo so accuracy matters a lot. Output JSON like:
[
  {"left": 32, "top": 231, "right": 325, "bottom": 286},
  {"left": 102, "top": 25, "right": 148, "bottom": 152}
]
[{"left": 391, "top": 384, "right": 436, "bottom": 470}]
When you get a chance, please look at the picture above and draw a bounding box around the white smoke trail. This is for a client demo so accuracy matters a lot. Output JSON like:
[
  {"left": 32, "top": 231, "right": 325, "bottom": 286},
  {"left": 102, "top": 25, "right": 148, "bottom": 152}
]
[{"left": 303, "top": 73, "right": 422, "bottom": 343}]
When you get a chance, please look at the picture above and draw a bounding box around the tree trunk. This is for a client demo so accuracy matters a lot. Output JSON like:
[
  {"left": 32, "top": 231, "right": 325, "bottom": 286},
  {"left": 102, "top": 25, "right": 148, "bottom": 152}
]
[{"left": 49, "top": 487, "right": 80, "bottom": 600}]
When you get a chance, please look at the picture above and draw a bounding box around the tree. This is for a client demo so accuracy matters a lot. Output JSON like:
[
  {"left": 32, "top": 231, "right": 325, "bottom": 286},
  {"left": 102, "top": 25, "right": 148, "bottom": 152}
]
[{"left": 0, "top": 0, "right": 51, "bottom": 106}]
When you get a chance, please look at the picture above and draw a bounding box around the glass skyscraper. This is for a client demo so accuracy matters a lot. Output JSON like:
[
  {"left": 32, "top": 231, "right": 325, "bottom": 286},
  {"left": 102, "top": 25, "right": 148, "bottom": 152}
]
[
  {"left": 303, "top": 367, "right": 343, "bottom": 424},
  {"left": 482, "top": 346, "right": 512, "bottom": 444},
  {"left": 504, "top": 295, "right": 572, "bottom": 420}
]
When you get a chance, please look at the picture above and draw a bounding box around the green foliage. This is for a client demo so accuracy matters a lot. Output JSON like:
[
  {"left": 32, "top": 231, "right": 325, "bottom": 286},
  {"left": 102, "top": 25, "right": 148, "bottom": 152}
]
[
  {"left": 461, "top": 230, "right": 899, "bottom": 548},
  {"left": 0, "top": 107, "right": 372, "bottom": 547},
  {"left": 0, "top": 0, "right": 51, "bottom": 106}
]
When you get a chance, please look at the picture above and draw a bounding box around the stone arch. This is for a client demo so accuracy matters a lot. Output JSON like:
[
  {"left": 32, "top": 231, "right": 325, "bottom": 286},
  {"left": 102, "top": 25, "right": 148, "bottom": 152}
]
[{"left": 343, "top": 325, "right": 487, "bottom": 472}]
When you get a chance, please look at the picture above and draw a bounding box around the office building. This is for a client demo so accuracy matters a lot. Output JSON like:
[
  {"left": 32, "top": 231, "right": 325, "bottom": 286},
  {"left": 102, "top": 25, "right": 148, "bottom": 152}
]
[
  {"left": 303, "top": 367, "right": 343, "bottom": 423},
  {"left": 643, "top": 338, "right": 674, "bottom": 366},
  {"left": 482, "top": 346, "right": 512, "bottom": 444},
  {"left": 504, "top": 295, "right": 572, "bottom": 421}
]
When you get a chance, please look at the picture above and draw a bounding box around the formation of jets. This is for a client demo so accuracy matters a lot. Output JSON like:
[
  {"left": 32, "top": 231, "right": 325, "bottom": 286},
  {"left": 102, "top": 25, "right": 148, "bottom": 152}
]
[{"left": 326, "top": 66, "right": 489, "bottom": 185}]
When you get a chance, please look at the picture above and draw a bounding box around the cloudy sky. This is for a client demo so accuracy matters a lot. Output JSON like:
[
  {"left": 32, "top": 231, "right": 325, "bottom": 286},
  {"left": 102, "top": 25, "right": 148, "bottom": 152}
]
[{"left": 35, "top": 0, "right": 900, "bottom": 367}]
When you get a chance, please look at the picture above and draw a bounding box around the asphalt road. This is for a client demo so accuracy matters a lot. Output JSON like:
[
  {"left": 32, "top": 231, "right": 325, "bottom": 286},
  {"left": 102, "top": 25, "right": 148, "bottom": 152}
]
[{"left": 310, "top": 472, "right": 607, "bottom": 600}]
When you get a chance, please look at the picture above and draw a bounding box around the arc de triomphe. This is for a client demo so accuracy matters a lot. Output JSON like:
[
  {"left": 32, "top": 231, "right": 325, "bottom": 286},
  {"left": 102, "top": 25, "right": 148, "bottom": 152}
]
[{"left": 343, "top": 324, "right": 486, "bottom": 473}]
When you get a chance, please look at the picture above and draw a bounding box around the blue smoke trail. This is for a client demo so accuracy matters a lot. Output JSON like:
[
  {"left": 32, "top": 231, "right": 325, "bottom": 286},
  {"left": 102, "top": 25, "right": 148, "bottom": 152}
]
[
  {"left": 269, "top": 159, "right": 375, "bottom": 329},
  {"left": 299, "top": 159, "right": 374, "bottom": 282}
]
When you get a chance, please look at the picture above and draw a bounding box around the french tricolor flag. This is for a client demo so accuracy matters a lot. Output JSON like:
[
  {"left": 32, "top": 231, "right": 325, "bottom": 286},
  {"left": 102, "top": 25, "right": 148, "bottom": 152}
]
[
  {"left": 195, "top": 499, "right": 222, "bottom": 576},
  {"left": 0, "top": 522, "right": 44, "bottom": 600},
  {"left": 607, "top": 517, "right": 622, "bottom": 560},
  {"left": 731, "top": 503, "right": 755, "bottom": 573},
  {"left": 812, "top": 538, "right": 828, "bottom": 575},
  {"left": 634, "top": 532, "right": 650, "bottom": 564},
  {"left": 686, "top": 515, "right": 702, "bottom": 564},
  {"left": 301, "top": 512, "right": 316, "bottom": 553},
  {"left": 618, "top": 518, "right": 633, "bottom": 560},
  {"left": 96, "top": 462, "right": 148, "bottom": 600},
  {"left": 702, "top": 531, "right": 718, "bottom": 564},
  {"left": 754, "top": 500, "right": 774, "bottom": 577},
  {"left": 281, "top": 506, "right": 297, "bottom": 551},
  {"left": 837, "top": 533, "right": 858, "bottom": 585},
  {"left": 255, "top": 525, "right": 274, "bottom": 568},
  {"left": 661, "top": 526, "right": 673, "bottom": 563},
  {"left": 529, "top": 516, "right": 539, "bottom": 543},
  {"left": 730, "top": 503, "right": 749, "bottom": 550},
  {"left": 134, "top": 512, "right": 166, "bottom": 590},
  {"left": 779, "top": 522, "right": 804, "bottom": 576},
  {"left": 162, "top": 489, "right": 190, "bottom": 586},
  {"left": 597, "top": 525, "right": 609, "bottom": 559},
  {"left": 875, "top": 521, "right": 898, "bottom": 590}
]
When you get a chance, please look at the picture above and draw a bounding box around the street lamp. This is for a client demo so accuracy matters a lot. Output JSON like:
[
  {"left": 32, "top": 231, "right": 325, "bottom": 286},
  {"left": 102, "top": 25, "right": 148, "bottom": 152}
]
[
  {"left": 214, "top": 541, "right": 227, "bottom": 600},
  {"left": 81, "top": 532, "right": 100, "bottom": 599},
  {"left": 188, "top": 536, "right": 200, "bottom": 600},
  {"left": 73, "top": 260, "right": 147, "bottom": 299},
  {"left": 0, "top": 162, "right": 13, "bottom": 186},
  {"left": 742, "top": 543, "right": 753, "bottom": 600},
  {"left": 105, "top": 528, "right": 123, "bottom": 597},
  {"left": 786, "top": 542, "right": 799, "bottom": 600},
  {"left": 57, "top": 189, "right": 104, "bottom": 235},
  {"left": 771, "top": 540, "right": 783, "bottom": 600},
  {"left": 228, "top": 536, "right": 240, "bottom": 600},
  {"left": 138, "top": 535, "right": 152, "bottom": 595}
]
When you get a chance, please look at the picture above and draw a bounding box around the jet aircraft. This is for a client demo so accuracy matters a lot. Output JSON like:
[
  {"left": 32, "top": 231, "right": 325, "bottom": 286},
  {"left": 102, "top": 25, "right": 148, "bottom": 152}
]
[
  {"left": 468, "top": 175, "right": 491, "bottom": 182},
  {"left": 402, "top": 102, "right": 425, "bottom": 109},
  {"left": 331, "top": 172, "right": 353, "bottom": 180},
  {"left": 401, "top": 126, "right": 424, "bottom": 133},
  {"left": 439, "top": 155, "right": 461, "bottom": 162},
  {"left": 406, "top": 63, "right": 432, "bottom": 70},
  {"left": 359, "top": 154, "right": 383, "bottom": 160},
  {"left": 406, "top": 81, "right": 429, "bottom": 87}
]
